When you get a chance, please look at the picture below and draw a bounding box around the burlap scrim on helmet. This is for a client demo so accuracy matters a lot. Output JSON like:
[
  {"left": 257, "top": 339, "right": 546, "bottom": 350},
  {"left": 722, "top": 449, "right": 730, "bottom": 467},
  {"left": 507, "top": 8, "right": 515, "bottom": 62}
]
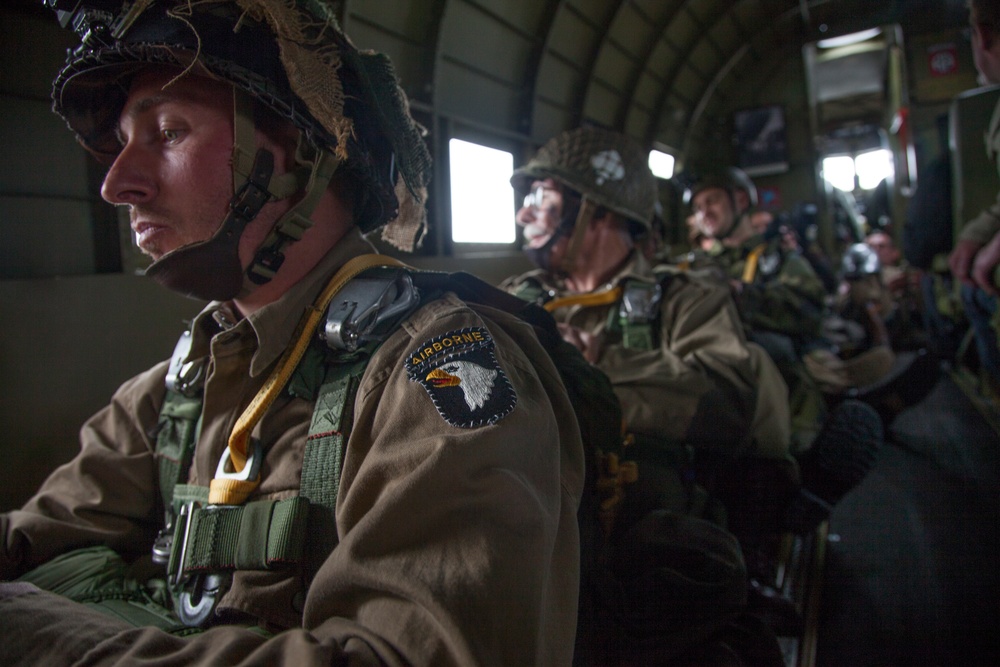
[
  {"left": 233, "top": 0, "right": 353, "bottom": 161},
  {"left": 232, "top": 0, "right": 430, "bottom": 251}
]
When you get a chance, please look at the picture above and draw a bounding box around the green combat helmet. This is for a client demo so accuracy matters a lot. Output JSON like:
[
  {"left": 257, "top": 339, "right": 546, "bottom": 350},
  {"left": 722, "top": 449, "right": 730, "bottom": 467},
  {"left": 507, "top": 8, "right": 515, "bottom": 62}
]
[
  {"left": 47, "top": 0, "right": 432, "bottom": 300},
  {"left": 511, "top": 126, "right": 657, "bottom": 273},
  {"left": 682, "top": 166, "right": 758, "bottom": 209}
]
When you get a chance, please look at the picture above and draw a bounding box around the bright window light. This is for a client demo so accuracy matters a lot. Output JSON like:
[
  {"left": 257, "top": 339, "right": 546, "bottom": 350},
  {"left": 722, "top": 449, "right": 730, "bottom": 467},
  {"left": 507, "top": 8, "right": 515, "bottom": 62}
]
[
  {"left": 648, "top": 150, "right": 675, "bottom": 179},
  {"left": 823, "top": 155, "right": 856, "bottom": 192},
  {"left": 855, "top": 148, "right": 893, "bottom": 190},
  {"left": 449, "top": 139, "right": 516, "bottom": 244}
]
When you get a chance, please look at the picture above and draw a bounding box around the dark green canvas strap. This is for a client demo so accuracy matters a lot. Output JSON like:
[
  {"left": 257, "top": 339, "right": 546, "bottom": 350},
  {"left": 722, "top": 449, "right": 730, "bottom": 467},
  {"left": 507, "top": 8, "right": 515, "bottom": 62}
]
[
  {"left": 170, "top": 497, "right": 310, "bottom": 574},
  {"left": 298, "top": 356, "right": 370, "bottom": 583},
  {"left": 156, "top": 390, "right": 202, "bottom": 515}
]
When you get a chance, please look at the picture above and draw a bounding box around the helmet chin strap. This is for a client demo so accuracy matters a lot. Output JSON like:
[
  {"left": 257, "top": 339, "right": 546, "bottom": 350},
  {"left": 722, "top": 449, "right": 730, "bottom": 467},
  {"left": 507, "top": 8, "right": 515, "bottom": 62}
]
[
  {"left": 557, "top": 195, "right": 597, "bottom": 276},
  {"left": 522, "top": 193, "right": 596, "bottom": 276},
  {"left": 143, "top": 89, "right": 338, "bottom": 302},
  {"left": 144, "top": 146, "right": 278, "bottom": 301},
  {"left": 712, "top": 192, "right": 750, "bottom": 243}
]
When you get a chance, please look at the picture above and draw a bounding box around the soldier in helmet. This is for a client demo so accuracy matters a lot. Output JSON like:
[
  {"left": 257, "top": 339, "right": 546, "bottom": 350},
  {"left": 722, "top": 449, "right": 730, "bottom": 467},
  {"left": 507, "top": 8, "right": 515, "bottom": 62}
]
[
  {"left": 684, "top": 168, "right": 829, "bottom": 372},
  {"left": 0, "top": 2, "right": 584, "bottom": 664},
  {"left": 500, "top": 127, "right": 878, "bottom": 660},
  {"left": 502, "top": 127, "right": 774, "bottom": 485},
  {"left": 682, "top": 168, "right": 856, "bottom": 451}
]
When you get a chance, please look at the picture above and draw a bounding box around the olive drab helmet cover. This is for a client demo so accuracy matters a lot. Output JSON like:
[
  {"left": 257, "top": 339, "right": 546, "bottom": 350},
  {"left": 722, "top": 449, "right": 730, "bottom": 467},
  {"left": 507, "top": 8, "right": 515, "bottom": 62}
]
[
  {"left": 511, "top": 126, "right": 658, "bottom": 230},
  {"left": 47, "top": 0, "right": 431, "bottom": 300}
]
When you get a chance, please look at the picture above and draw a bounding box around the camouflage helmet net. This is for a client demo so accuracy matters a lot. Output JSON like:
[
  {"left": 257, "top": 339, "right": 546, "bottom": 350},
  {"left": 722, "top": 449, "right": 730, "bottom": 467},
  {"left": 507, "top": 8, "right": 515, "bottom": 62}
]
[
  {"left": 511, "top": 126, "right": 657, "bottom": 229},
  {"left": 52, "top": 0, "right": 432, "bottom": 251}
]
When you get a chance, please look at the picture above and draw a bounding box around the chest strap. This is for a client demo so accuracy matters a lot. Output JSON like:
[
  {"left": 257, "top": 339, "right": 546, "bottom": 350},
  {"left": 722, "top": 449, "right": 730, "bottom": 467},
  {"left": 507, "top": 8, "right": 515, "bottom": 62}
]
[
  {"left": 168, "top": 496, "right": 310, "bottom": 577},
  {"left": 741, "top": 243, "right": 768, "bottom": 283}
]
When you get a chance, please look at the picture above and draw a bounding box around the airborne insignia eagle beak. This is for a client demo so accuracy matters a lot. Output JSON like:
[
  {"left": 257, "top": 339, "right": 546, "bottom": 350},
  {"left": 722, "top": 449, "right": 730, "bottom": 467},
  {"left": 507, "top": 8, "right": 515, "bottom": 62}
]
[{"left": 426, "top": 367, "right": 461, "bottom": 387}]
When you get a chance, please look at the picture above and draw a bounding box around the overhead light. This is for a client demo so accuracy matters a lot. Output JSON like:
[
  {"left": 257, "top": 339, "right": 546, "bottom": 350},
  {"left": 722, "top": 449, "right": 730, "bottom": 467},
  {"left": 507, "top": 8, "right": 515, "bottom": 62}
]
[{"left": 817, "top": 27, "right": 882, "bottom": 49}]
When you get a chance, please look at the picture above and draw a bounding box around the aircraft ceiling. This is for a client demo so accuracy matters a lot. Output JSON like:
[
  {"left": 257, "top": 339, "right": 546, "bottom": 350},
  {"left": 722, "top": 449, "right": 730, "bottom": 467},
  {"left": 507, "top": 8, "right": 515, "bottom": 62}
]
[{"left": 339, "top": 0, "right": 969, "bottom": 160}]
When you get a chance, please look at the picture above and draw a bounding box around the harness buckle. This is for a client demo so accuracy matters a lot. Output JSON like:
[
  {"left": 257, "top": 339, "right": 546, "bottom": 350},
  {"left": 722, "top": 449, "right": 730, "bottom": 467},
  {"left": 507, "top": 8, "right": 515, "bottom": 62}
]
[
  {"left": 167, "top": 501, "right": 230, "bottom": 627},
  {"left": 321, "top": 268, "right": 422, "bottom": 351},
  {"left": 151, "top": 522, "right": 174, "bottom": 566},
  {"left": 166, "top": 330, "right": 206, "bottom": 397},
  {"left": 215, "top": 440, "right": 263, "bottom": 482},
  {"left": 168, "top": 501, "right": 198, "bottom": 587},
  {"left": 620, "top": 281, "right": 663, "bottom": 324}
]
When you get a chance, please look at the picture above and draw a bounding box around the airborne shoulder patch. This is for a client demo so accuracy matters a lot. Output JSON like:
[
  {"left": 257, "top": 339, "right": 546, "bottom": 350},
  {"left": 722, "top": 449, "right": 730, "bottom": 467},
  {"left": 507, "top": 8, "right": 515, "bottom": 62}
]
[{"left": 405, "top": 326, "right": 517, "bottom": 428}]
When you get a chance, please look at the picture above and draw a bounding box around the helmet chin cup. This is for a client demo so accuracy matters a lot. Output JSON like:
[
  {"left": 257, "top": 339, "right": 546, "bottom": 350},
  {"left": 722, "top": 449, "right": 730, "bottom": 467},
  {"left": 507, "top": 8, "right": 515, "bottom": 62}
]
[
  {"left": 144, "top": 147, "right": 276, "bottom": 302},
  {"left": 144, "top": 228, "right": 245, "bottom": 302}
]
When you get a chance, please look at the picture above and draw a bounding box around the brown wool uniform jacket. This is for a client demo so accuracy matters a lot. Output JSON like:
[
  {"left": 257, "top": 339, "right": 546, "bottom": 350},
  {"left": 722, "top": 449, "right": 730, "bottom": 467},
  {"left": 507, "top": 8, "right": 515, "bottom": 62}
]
[
  {"left": 0, "top": 230, "right": 585, "bottom": 666},
  {"left": 503, "top": 252, "right": 759, "bottom": 462}
]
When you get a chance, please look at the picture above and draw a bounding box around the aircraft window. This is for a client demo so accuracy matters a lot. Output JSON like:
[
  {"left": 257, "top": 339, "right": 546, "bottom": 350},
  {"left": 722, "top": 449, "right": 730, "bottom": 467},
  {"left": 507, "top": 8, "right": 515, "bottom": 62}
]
[
  {"left": 855, "top": 148, "right": 893, "bottom": 190},
  {"left": 448, "top": 139, "right": 516, "bottom": 244},
  {"left": 648, "top": 150, "right": 675, "bottom": 179},
  {"left": 822, "top": 149, "right": 894, "bottom": 193},
  {"left": 823, "top": 155, "right": 857, "bottom": 192}
]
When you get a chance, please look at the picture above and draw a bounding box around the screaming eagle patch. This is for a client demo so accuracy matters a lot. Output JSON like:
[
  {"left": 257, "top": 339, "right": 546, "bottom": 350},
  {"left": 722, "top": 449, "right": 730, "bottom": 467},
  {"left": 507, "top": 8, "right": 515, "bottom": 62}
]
[{"left": 406, "top": 326, "right": 517, "bottom": 428}]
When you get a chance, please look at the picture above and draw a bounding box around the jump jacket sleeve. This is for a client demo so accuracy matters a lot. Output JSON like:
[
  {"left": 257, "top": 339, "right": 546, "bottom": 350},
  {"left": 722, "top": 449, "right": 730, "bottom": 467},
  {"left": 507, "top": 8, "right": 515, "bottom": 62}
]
[
  {"left": 0, "top": 295, "right": 586, "bottom": 667},
  {"left": 0, "top": 363, "right": 168, "bottom": 580},
  {"left": 601, "top": 275, "right": 757, "bottom": 460}
]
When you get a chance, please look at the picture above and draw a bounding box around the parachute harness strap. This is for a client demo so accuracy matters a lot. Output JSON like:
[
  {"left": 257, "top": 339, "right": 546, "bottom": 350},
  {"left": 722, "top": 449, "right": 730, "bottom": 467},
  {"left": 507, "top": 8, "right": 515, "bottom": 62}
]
[
  {"left": 209, "top": 253, "right": 407, "bottom": 505},
  {"left": 742, "top": 243, "right": 768, "bottom": 284},
  {"left": 542, "top": 286, "right": 623, "bottom": 313}
]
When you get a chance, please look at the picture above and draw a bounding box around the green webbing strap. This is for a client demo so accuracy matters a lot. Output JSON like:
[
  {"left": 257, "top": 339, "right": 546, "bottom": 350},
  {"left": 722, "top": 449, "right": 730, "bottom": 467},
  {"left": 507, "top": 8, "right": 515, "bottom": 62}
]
[
  {"left": 299, "top": 356, "right": 371, "bottom": 584},
  {"left": 175, "top": 497, "right": 309, "bottom": 573},
  {"left": 171, "top": 484, "right": 210, "bottom": 516},
  {"left": 156, "top": 391, "right": 203, "bottom": 518},
  {"left": 621, "top": 319, "right": 655, "bottom": 351}
]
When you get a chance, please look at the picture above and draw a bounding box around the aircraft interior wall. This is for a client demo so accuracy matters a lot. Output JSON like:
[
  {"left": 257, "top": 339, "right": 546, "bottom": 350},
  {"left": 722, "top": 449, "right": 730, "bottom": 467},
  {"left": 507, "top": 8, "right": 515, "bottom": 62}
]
[{"left": 0, "top": 0, "right": 986, "bottom": 508}]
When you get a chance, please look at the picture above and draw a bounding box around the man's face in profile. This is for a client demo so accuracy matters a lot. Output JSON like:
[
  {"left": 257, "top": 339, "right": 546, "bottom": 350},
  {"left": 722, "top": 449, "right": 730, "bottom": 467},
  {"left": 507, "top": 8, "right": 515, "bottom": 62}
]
[{"left": 691, "top": 186, "right": 737, "bottom": 239}]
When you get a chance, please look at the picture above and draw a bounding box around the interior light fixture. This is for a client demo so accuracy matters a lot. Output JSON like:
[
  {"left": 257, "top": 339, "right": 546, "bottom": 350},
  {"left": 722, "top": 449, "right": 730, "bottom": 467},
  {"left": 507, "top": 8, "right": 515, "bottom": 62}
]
[{"left": 816, "top": 27, "right": 882, "bottom": 49}]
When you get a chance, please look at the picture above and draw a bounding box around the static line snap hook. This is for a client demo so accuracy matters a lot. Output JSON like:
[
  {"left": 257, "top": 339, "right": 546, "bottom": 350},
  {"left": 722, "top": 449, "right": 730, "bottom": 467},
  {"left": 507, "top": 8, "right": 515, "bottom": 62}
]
[{"left": 176, "top": 573, "right": 225, "bottom": 627}]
